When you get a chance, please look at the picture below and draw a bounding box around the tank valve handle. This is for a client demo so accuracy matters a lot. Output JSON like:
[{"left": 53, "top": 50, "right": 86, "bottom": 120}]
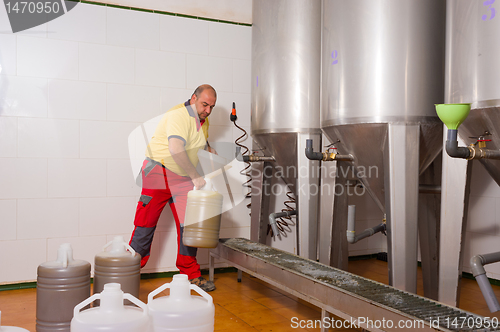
[{"left": 305, "top": 139, "right": 353, "bottom": 161}]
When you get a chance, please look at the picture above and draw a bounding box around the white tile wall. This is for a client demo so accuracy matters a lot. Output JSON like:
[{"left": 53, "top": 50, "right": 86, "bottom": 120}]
[
  {"left": 0, "top": 76, "right": 48, "bottom": 117},
  {"left": 47, "top": 3, "right": 106, "bottom": 44},
  {"left": 48, "top": 79, "right": 106, "bottom": 120},
  {"left": 0, "top": 116, "right": 17, "bottom": 157},
  {"left": 463, "top": 231, "right": 500, "bottom": 279},
  {"left": 107, "top": 7, "right": 160, "bottom": 50},
  {"left": 80, "top": 120, "right": 139, "bottom": 159},
  {"left": 467, "top": 195, "right": 498, "bottom": 235},
  {"left": 135, "top": 49, "right": 186, "bottom": 88},
  {"left": 0, "top": 239, "right": 46, "bottom": 283},
  {"left": 0, "top": 158, "right": 48, "bottom": 199},
  {"left": 17, "top": 36, "right": 78, "bottom": 79},
  {"left": 0, "top": 4, "right": 11, "bottom": 33},
  {"left": 0, "top": 6, "right": 253, "bottom": 283},
  {"left": 79, "top": 43, "right": 135, "bottom": 84},
  {"left": 208, "top": 125, "right": 233, "bottom": 144},
  {"left": 156, "top": 207, "right": 177, "bottom": 232},
  {"left": 160, "top": 88, "right": 193, "bottom": 112},
  {"left": 48, "top": 159, "right": 107, "bottom": 198},
  {"left": 47, "top": 236, "right": 108, "bottom": 274},
  {"left": 0, "top": 199, "right": 16, "bottom": 240},
  {"left": 18, "top": 118, "right": 79, "bottom": 158},
  {"left": 142, "top": 230, "right": 177, "bottom": 273},
  {"left": 210, "top": 92, "right": 250, "bottom": 127},
  {"left": 88, "top": 0, "right": 253, "bottom": 25},
  {"left": 233, "top": 59, "right": 251, "bottom": 93},
  {"left": 17, "top": 21, "right": 47, "bottom": 38},
  {"left": 107, "top": 159, "right": 142, "bottom": 197},
  {"left": 107, "top": 84, "right": 161, "bottom": 122},
  {"left": 209, "top": 22, "right": 251, "bottom": 60},
  {"left": 0, "top": 34, "right": 16, "bottom": 76},
  {"left": 160, "top": 15, "right": 209, "bottom": 55},
  {"left": 186, "top": 54, "right": 233, "bottom": 92},
  {"left": 17, "top": 198, "right": 79, "bottom": 239},
  {"left": 79, "top": 197, "right": 137, "bottom": 236}
]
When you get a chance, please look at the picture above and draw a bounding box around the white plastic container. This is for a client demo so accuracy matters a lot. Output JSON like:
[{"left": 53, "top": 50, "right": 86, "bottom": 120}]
[
  {"left": 71, "top": 283, "right": 150, "bottom": 332},
  {"left": 0, "top": 311, "right": 29, "bottom": 332},
  {"left": 183, "top": 178, "right": 223, "bottom": 249},
  {"left": 148, "top": 274, "right": 214, "bottom": 332}
]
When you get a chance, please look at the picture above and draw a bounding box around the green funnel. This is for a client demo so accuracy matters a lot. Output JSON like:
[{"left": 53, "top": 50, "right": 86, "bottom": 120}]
[{"left": 435, "top": 103, "right": 471, "bottom": 130}]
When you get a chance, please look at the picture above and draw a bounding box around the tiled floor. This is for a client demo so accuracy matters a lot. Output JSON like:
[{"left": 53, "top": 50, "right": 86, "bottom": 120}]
[{"left": 1, "top": 258, "right": 500, "bottom": 331}]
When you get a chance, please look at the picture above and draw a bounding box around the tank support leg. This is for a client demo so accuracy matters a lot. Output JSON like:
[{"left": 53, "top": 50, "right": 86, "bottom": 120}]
[
  {"left": 438, "top": 133, "right": 472, "bottom": 306},
  {"left": 384, "top": 124, "right": 420, "bottom": 293}
]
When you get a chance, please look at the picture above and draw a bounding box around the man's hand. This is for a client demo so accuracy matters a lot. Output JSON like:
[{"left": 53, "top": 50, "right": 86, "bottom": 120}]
[
  {"left": 192, "top": 177, "right": 206, "bottom": 190},
  {"left": 207, "top": 146, "right": 218, "bottom": 155},
  {"left": 206, "top": 141, "right": 218, "bottom": 155}
]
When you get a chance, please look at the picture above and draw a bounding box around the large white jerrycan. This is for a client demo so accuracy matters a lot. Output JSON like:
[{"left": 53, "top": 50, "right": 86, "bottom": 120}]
[
  {"left": 147, "top": 274, "right": 214, "bottom": 332},
  {"left": 0, "top": 311, "right": 29, "bottom": 331},
  {"left": 71, "top": 283, "right": 150, "bottom": 332}
]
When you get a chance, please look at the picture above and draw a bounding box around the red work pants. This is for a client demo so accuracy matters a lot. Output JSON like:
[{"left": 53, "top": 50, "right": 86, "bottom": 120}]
[{"left": 129, "top": 158, "right": 201, "bottom": 279}]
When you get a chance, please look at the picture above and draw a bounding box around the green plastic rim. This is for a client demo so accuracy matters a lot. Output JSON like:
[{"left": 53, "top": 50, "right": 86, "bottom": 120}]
[{"left": 435, "top": 103, "right": 471, "bottom": 130}]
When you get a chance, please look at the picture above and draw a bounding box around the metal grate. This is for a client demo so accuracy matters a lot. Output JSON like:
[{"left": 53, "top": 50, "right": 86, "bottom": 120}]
[{"left": 219, "top": 238, "right": 500, "bottom": 332}]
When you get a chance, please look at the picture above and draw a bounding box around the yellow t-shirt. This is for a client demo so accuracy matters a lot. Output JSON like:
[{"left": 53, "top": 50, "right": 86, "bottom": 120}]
[{"left": 145, "top": 101, "right": 209, "bottom": 176}]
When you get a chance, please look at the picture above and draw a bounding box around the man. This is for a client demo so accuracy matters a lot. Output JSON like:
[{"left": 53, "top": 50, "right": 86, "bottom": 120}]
[{"left": 130, "top": 84, "right": 217, "bottom": 292}]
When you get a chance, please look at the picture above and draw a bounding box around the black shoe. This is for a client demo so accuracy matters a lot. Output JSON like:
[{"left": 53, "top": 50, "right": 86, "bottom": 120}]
[{"left": 189, "top": 276, "right": 216, "bottom": 292}]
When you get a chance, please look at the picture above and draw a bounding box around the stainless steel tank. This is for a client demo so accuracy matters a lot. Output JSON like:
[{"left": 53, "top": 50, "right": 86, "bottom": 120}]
[
  {"left": 322, "top": 0, "right": 446, "bottom": 293},
  {"left": 440, "top": 0, "right": 500, "bottom": 307},
  {"left": 447, "top": 0, "right": 500, "bottom": 184},
  {"left": 251, "top": 0, "right": 321, "bottom": 259}
]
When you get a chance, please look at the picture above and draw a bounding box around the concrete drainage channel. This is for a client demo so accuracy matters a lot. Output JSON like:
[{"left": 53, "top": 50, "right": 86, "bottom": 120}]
[{"left": 209, "top": 238, "right": 499, "bottom": 332}]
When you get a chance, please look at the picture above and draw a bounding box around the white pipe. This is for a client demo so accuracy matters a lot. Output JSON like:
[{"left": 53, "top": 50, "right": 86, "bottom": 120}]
[{"left": 346, "top": 205, "right": 385, "bottom": 244}]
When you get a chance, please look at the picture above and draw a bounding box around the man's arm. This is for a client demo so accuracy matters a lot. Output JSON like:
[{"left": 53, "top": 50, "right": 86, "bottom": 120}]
[{"left": 169, "top": 137, "right": 206, "bottom": 190}]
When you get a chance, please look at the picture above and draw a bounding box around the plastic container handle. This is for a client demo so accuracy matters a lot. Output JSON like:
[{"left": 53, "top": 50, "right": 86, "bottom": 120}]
[
  {"left": 148, "top": 283, "right": 170, "bottom": 303},
  {"left": 62, "top": 248, "right": 68, "bottom": 269},
  {"left": 73, "top": 293, "right": 148, "bottom": 318},
  {"left": 190, "top": 285, "right": 214, "bottom": 306},
  {"left": 73, "top": 294, "right": 100, "bottom": 317},
  {"left": 123, "top": 293, "right": 148, "bottom": 317},
  {"left": 148, "top": 284, "right": 212, "bottom": 306},
  {"left": 102, "top": 240, "right": 136, "bottom": 256}
]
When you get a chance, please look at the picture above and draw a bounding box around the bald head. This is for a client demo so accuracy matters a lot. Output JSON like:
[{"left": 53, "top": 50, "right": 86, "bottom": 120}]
[
  {"left": 190, "top": 84, "right": 217, "bottom": 121},
  {"left": 192, "top": 84, "right": 217, "bottom": 99}
]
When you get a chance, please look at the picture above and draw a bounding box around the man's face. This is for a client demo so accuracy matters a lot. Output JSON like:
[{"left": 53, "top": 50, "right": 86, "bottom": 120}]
[{"left": 191, "top": 90, "right": 216, "bottom": 121}]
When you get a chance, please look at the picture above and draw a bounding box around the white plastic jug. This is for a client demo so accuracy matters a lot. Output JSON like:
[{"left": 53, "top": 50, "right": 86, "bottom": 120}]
[
  {"left": 148, "top": 274, "right": 214, "bottom": 332},
  {"left": 183, "top": 178, "right": 223, "bottom": 249},
  {"left": 71, "top": 283, "right": 150, "bottom": 332},
  {"left": 0, "top": 311, "right": 29, "bottom": 332}
]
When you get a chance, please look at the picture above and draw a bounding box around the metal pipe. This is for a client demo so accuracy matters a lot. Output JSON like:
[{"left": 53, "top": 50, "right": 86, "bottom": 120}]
[
  {"left": 269, "top": 210, "right": 297, "bottom": 238},
  {"left": 346, "top": 205, "right": 386, "bottom": 244},
  {"left": 446, "top": 129, "right": 500, "bottom": 160},
  {"left": 470, "top": 252, "right": 500, "bottom": 312},
  {"left": 236, "top": 147, "right": 275, "bottom": 162},
  {"left": 305, "top": 139, "right": 353, "bottom": 161},
  {"left": 418, "top": 184, "right": 441, "bottom": 194}
]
